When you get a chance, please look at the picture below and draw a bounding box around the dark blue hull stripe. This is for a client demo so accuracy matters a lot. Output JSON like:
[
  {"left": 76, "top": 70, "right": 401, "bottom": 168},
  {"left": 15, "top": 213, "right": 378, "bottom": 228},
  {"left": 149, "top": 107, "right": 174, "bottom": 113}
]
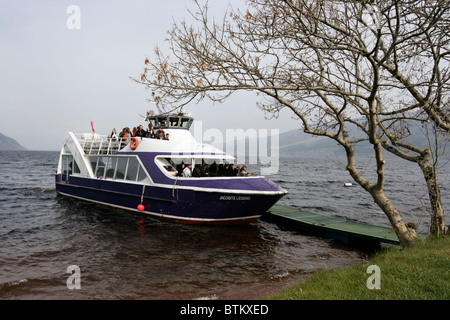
[{"left": 55, "top": 178, "right": 282, "bottom": 224}]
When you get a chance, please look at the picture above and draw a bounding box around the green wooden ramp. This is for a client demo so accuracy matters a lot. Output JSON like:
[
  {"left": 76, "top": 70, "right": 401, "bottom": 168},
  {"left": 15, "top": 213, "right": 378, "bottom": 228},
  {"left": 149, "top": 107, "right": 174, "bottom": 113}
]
[{"left": 265, "top": 204, "right": 404, "bottom": 246}]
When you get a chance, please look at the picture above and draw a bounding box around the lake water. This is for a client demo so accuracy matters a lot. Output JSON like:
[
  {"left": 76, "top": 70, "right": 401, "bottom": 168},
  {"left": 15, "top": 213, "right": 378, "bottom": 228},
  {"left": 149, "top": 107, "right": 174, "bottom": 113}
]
[{"left": 0, "top": 150, "right": 448, "bottom": 299}]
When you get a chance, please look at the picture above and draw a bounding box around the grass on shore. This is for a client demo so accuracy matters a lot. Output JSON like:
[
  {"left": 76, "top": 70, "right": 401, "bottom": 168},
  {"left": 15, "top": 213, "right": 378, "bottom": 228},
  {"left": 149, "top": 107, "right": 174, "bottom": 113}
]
[{"left": 267, "top": 235, "right": 450, "bottom": 300}]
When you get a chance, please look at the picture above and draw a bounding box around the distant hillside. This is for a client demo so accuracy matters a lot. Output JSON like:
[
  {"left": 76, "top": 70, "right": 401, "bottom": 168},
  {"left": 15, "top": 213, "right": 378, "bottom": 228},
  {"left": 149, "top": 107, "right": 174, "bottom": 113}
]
[
  {"left": 278, "top": 129, "right": 371, "bottom": 157},
  {"left": 279, "top": 129, "right": 344, "bottom": 157},
  {"left": 0, "top": 133, "right": 27, "bottom": 150},
  {"left": 211, "top": 124, "right": 448, "bottom": 159},
  {"left": 278, "top": 126, "right": 450, "bottom": 159}
]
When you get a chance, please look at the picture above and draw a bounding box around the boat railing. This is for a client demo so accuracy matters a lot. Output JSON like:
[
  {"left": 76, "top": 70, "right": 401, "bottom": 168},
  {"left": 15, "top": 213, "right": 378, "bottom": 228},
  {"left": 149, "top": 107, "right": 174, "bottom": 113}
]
[{"left": 73, "top": 133, "right": 129, "bottom": 155}]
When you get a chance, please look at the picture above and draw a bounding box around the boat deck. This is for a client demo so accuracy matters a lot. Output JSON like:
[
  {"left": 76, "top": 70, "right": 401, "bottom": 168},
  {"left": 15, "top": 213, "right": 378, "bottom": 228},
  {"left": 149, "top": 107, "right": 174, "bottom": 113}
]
[{"left": 264, "top": 204, "right": 426, "bottom": 246}]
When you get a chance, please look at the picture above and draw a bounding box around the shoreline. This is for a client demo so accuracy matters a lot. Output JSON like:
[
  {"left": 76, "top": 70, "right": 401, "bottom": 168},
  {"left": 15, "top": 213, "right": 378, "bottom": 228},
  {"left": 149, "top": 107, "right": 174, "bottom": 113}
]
[{"left": 264, "top": 235, "right": 449, "bottom": 300}]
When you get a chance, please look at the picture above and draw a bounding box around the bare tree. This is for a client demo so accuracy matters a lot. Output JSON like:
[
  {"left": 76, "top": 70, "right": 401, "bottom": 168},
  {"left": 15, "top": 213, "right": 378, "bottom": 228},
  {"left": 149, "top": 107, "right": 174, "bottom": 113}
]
[
  {"left": 135, "top": 0, "right": 450, "bottom": 246},
  {"left": 368, "top": 0, "right": 450, "bottom": 235},
  {"left": 378, "top": 119, "right": 448, "bottom": 235}
]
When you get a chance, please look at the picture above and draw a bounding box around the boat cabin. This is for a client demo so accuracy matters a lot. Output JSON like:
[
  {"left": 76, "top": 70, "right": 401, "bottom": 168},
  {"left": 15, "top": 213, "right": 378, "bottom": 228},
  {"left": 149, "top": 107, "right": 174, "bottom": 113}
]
[{"left": 145, "top": 112, "right": 193, "bottom": 130}]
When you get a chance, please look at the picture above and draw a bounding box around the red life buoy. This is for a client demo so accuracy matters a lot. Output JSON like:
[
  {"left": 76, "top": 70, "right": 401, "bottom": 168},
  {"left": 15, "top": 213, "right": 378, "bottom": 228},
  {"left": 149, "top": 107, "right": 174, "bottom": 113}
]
[{"left": 130, "top": 138, "right": 139, "bottom": 150}]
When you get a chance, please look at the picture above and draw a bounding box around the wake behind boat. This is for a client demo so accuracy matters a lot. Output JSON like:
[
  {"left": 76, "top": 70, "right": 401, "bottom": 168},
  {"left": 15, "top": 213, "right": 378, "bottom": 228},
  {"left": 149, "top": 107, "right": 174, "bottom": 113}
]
[{"left": 55, "top": 110, "right": 287, "bottom": 224}]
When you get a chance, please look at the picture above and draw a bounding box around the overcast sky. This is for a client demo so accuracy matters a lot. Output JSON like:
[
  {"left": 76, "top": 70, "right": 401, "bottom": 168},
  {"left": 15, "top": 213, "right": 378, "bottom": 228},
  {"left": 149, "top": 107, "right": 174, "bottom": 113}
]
[{"left": 0, "top": 0, "right": 300, "bottom": 151}]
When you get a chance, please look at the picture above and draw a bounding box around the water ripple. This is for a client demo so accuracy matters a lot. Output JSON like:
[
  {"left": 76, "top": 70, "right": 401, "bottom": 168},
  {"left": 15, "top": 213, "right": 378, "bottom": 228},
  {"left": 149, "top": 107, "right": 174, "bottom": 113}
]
[{"left": 0, "top": 151, "right": 448, "bottom": 299}]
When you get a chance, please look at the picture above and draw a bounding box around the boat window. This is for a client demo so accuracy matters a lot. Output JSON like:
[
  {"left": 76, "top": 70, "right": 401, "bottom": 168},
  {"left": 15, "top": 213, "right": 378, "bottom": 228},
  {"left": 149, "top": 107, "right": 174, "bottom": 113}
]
[
  {"left": 73, "top": 159, "right": 80, "bottom": 174},
  {"left": 127, "top": 157, "right": 139, "bottom": 181},
  {"left": 157, "top": 117, "right": 168, "bottom": 127},
  {"left": 147, "top": 116, "right": 193, "bottom": 129},
  {"left": 62, "top": 155, "right": 72, "bottom": 175},
  {"left": 164, "top": 165, "right": 177, "bottom": 175},
  {"left": 88, "top": 156, "right": 149, "bottom": 182},
  {"left": 91, "top": 157, "right": 106, "bottom": 177},
  {"left": 180, "top": 118, "right": 193, "bottom": 128},
  {"left": 62, "top": 155, "right": 80, "bottom": 175},
  {"left": 163, "top": 157, "right": 228, "bottom": 166},
  {"left": 105, "top": 157, "right": 118, "bottom": 179},
  {"left": 90, "top": 158, "right": 97, "bottom": 173},
  {"left": 169, "top": 117, "right": 180, "bottom": 127},
  {"left": 115, "top": 157, "right": 128, "bottom": 180},
  {"left": 156, "top": 157, "right": 178, "bottom": 176},
  {"left": 173, "top": 157, "right": 192, "bottom": 165},
  {"left": 137, "top": 165, "right": 147, "bottom": 181}
]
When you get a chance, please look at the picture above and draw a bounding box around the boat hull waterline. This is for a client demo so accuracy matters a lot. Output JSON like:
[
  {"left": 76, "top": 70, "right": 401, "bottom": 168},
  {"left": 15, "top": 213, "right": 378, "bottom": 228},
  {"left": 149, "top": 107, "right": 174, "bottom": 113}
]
[{"left": 55, "top": 175, "right": 284, "bottom": 224}]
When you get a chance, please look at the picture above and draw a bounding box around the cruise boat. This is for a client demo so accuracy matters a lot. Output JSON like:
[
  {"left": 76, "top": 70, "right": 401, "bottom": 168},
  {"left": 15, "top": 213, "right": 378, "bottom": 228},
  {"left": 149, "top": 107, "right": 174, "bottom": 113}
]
[{"left": 55, "top": 111, "right": 287, "bottom": 224}]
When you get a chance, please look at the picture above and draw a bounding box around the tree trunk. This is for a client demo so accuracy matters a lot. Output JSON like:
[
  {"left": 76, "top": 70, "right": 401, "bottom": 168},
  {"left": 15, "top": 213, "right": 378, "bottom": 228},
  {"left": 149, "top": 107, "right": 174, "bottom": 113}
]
[
  {"left": 344, "top": 144, "right": 417, "bottom": 248},
  {"left": 370, "top": 190, "right": 418, "bottom": 248},
  {"left": 381, "top": 141, "right": 446, "bottom": 236},
  {"left": 417, "top": 159, "right": 446, "bottom": 235}
]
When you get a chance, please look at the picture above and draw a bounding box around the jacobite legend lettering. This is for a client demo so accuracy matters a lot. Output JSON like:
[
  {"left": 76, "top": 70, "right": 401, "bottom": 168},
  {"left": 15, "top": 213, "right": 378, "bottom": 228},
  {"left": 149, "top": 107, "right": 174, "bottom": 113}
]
[
  {"left": 180, "top": 304, "right": 268, "bottom": 317},
  {"left": 219, "top": 195, "right": 251, "bottom": 201}
]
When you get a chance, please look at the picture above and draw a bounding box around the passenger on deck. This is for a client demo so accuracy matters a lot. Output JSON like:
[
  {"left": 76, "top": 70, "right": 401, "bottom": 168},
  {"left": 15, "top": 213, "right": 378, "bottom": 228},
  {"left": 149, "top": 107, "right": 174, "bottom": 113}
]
[
  {"left": 209, "top": 162, "right": 217, "bottom": 177},
  {"left": 110, "top": 128, "right": 117, "bottom": 141},
  {"left": 193, "top": 164, "right": 202, "bottom": 177},
  {"left": 183, "top": 164, "right": 192, "bottom": 177},
  {"left": 239, "top": 165, "right": 248, "bottom": 176},
  {"left": 226, "top": 164, "right": 235, "bottom": 176},
  {"left": 223, "top": 164, "right": 230, "bottom": 176},
  {"left": 135, "top": 125, "right": 146, "bottom": 138},
  {"left": 234, "top": 165, "right": 240, "bottom": 176},
  {"left": 176, "top": 163, "right": 185, "bottom": 177},
  {"left": 165, "top": 133, "right": 170, "bottom": 140},
  {"left": 119, "top": 127, "right": 128, "bottom": 139},
  {"left": 217, "top": 164, "right": 225, "bottom": 176},
  {"left": 125, "top": 127, "right": 131, "bottom": 139},
  {"left": 202, "top": 164, "right": 209, "bottom": 177},
  {"left": 146, "top": 124, "right": 156, "bottom": 138},
  {"left": 132, "top": 127, "right": 137, "bottom": 137},
  {"left": 155, "top": 126, "right": 165, "bottom": 140},
  {"left": 119, "top": 127, "right": 131, "bottom": 148}
]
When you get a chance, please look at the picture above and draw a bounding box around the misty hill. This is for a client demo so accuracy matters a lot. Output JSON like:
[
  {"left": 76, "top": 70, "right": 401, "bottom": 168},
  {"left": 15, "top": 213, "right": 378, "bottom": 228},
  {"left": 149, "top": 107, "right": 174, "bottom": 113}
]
[
  {"left": 279, "top": 129, "right": 343, "bottom": 157},
  {"left": 0, "top": 133, "right": 27, "bottom": 150},
  {"left": 278, "top": 129, "right": 368, "bottom": 158},
  {"left": 278, "top": 125, "right": 450, "bottom": 158},
  {"left": 211, "top": 123, "right": 448, "bottom": 159}
]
